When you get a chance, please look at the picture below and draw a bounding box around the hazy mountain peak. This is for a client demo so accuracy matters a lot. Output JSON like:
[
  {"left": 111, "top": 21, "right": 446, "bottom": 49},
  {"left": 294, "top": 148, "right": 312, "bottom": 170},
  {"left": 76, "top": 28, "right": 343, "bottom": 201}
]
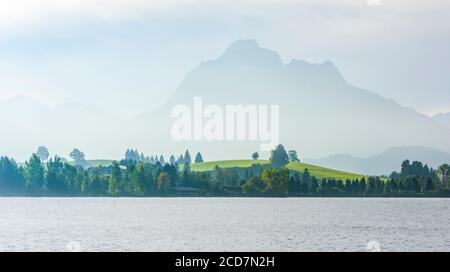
[
  {"left": 217, "top": 39, "right": 283, "bottom": 67},
  {"left": 286, "top": 59, "right": 345, "bottom": 83}
]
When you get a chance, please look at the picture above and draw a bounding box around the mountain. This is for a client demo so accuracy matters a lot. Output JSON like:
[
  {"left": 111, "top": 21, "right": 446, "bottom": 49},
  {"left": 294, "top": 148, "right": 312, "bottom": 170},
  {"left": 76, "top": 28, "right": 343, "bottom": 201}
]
[
  {"left": 132, "top": 39, "right": 450, "bottom": 160},
  {"left": 305, "top": 146, "right": 450, "bottom": 176},
  {"left": 433, "top": 112, "right": 450, "bottom": 129},
  {"left": 3, "top": 40, "right": 450, "bottom": 162}
]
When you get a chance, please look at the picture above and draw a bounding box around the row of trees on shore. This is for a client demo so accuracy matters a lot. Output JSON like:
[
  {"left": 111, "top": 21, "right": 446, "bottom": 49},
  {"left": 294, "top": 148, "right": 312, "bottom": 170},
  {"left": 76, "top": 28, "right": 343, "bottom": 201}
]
[{"left": 0, "top": 145, "right": 449, "bottom": 197}]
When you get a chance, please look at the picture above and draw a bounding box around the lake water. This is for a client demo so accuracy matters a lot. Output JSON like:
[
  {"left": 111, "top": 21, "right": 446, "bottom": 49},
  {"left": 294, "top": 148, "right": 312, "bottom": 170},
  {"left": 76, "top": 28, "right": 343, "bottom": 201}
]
[{"left": 0, "top": 198, "right": 449, "bottom": 252}]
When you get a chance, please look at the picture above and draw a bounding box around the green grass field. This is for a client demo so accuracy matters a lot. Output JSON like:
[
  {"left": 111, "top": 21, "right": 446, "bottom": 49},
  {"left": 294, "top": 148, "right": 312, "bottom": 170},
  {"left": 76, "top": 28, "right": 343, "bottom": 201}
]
[
  {"left": 67, "top": 159, "right": 364, "bottom": 180},
  {"left": 190, "top": 160, "right": 364, "bottom": 180},
  {"left": 66, "top": 160, "right": 114, "bottom": 167}
]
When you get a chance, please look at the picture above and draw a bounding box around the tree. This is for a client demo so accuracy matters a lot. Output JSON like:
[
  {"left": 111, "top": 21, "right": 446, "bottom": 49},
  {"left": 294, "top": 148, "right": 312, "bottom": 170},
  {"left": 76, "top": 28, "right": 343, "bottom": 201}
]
[
  {"left": 63, "top": 163, "right": 84, "bottom": 195},
  {"left": 36, "top": 146, "right": 49, "bottom": 162},
  {"left": 366, "top": 177, "right": 377, "bottom": 195},
  {"left": 303, "top": 168, "right": 310, "bottom": 183},
  {"left": 156, "top": 172, "right": 171, "bottom": 192},
  {"left": 169, "top": 155, "right": 176, "bottom": 165},
  {"left": 242, "top": 176, "right": 265, "bottom": 195},
  {"left": 288, "top": 175, "right": 298, "bottom": 194},
  {"left": 184, "top": 150, "right": 192, "bottom": 164},
  {"left": 177, "top": 154, "right": 185, "bottom": 164},
  {"left": 70, "top": 148, "right": 89, "bottom": 168},
  {"left": 401, "top": 160, "right": 411, "bottom": 177},
  {"left": 25, "top": 154, "right": 45, "bottom": 194},
  {"left": 124, "top": 149, "right": 140, "bottom": 161},
  {"left": 131, "top": 162, "right": 147, "bottom": 196},
  {"left": 437, "top": 164, "right": 450, "bottom": 190},
  {"left": 261, "top": 168, "right": 289, "bottom": 194},
  {"left": 345, "top": 180, "right": 352, "bottom": 194},
  {"left": 149, "top": 156, "right": 156, "bottom": 164},
  {"left": 45, "top": 156, "right": 66, "bottom": 193},
  {"left": 108, "top": 162, "right": 121, "bottom": 196},
  {"left": 0, "top": 156, "right": 24, "bottom": 194},
  {"left": 288, "top": 150, "right": 300, "bottom": 162},
  {"left": 360, "top": 178, "right": 367, "bottom": 194},
  {"left": 252, "top": 152, "right": 259, "bottom": 160},
  {"left": 195, "top": 152, "right": 204, "bottom": 163},
  {"left": 85, "top": 167, "right": 109, "bottom": 196},
  {"left": 269, "top": 144, "right": 289, "bottom": 169},
  {"left": 310, "top": 177, "right": 318, "bottom": 194},
  {"left": 183, "top": 162, "right": 191, "bottom": 173}
]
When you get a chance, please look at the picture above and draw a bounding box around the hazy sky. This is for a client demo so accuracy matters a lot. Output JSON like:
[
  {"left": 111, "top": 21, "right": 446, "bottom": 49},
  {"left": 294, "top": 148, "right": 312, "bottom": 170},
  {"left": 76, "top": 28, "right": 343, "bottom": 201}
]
[{"left": 0, "top": 0, "right": 449, "bottom": 117}]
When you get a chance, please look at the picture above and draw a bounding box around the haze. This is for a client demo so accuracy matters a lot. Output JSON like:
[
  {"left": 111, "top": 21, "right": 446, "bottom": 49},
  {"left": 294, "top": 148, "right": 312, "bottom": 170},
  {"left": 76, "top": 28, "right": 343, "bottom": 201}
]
[
  {"left": 1, "top": 0, "right": 450, "bottom": 161},
  {"left": 1, "top": 0, "right": 449, "bottom": 116}
]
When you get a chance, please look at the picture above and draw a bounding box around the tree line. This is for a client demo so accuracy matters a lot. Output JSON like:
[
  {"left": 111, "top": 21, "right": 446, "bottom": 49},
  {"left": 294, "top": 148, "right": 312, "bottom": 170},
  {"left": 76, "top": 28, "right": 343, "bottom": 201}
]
[{"left": 0, "top": 145, "right": 449, "bottom": 197}]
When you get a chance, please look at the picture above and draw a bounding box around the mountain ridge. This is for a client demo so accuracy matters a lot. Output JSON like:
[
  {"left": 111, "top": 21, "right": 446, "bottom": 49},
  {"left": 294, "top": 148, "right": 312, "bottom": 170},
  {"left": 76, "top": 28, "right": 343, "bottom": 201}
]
[
  {"left": 2, "top": 39, "right": 450, "bottom": 162},
  {"left": 141, "top": 39, "right": 450, "bottom": 160},
  {"left": 305, "top": 146, "right": 450, "bottom": 175}
]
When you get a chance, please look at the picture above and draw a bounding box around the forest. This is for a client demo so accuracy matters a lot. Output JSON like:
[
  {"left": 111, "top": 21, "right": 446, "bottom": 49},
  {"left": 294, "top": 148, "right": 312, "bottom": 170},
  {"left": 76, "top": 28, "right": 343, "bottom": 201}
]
[{"left": 1, "top": 145, "right": 449, "bottom": 197}]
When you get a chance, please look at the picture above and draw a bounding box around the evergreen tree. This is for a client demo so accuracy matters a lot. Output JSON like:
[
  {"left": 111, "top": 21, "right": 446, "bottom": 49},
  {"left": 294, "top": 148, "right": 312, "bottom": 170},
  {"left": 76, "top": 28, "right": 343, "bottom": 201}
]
[
  {"left": 25, "top": 154, "right": 45, "bottom": 194},
  {"left": 169, "top": 155, "right": 176, "bottom": 165},
  {"left": 131, "top": 162, "right": 146, "bottom": 196},
  {"left": 195, "top": 152, "right": 204, "bottom": 163},
  {"left": 366, "top": 177, "right": 377, "bottom": 195},
  {"left": 288, "top": 176, "right": 297, "bottom": 194},
  {"left": 310, "top": 177, "right": 318, "bottom": 195},
  {"left": 303, "top": 168, "right": 310, "bottom": 183},
  {"left": 108, "top": 162, "right": 121, "bottom": 196},
  {"left": 45, "top": 156, "right": 66, "bottom": 193},
  {"left": 184, "top": 150, "right": 192, "bottom": 164},
  {"left": 178, "top": 154, "right": 185, "bottom": 164},
  {"left": 269, "top": 144, "right": 289, "bottom": 169},
  {"left": 344, "top": 180, "right": 352, "bottom": 194},
  {"left": 360, "top": 178, "right": 367, "bottom": 195},
  {"left": 0, "top": 156, "right": 24, "bottom": 194}
]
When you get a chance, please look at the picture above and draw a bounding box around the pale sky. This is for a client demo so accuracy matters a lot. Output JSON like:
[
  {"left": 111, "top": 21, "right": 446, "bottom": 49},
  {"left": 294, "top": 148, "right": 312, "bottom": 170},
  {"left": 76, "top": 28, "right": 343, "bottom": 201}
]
[{"left": 0, "top": 0, "right": 449, "bottom": 117}]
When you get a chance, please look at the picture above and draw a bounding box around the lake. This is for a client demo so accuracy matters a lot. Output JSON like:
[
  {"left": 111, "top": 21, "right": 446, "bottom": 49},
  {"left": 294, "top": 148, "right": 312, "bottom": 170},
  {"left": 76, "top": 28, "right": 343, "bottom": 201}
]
[{"left": 0, "top": 198, "right": 449, "bottom": 252}]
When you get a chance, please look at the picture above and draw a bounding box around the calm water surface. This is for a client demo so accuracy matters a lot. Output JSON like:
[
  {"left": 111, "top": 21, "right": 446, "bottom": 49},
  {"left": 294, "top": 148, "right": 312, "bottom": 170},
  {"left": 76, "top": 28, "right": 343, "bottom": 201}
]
[{"left": 0, "top": 198, "right": 449, "bottom": 252}]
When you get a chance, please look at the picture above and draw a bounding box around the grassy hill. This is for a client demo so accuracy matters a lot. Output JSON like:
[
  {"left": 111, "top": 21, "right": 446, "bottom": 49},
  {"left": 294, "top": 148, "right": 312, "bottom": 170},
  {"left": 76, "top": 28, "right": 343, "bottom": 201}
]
[
  {"left": 66, "top": 160, "right": 114, "bottom": 168},
  {"left": 190, "top": 160, "right": 364, "bottom": 180},
  {"left": 65, "top": 159, "right": 364, "bottom": 180}
]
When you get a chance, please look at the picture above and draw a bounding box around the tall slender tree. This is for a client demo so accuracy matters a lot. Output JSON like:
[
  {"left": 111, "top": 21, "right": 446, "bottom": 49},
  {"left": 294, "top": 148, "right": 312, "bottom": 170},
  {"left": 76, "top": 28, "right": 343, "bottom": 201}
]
[{"left": 184, "top": 150, "right": 192, "bottom": 164}]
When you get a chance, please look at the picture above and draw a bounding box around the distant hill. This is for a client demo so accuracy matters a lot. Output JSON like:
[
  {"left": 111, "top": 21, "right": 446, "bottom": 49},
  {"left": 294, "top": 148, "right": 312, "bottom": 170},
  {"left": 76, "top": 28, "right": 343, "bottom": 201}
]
[
  {"left": 305, "top": 146, "right": 450, "bottom": 176},
  {"left": 433, "top": 112, "right": 450, "bottom": 129}
]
